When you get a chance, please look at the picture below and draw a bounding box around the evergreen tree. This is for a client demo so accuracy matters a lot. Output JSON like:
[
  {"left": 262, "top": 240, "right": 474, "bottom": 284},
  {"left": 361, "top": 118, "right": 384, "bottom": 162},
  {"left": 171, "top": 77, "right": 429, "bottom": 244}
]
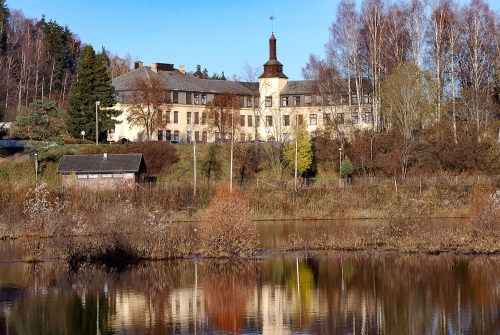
[
  {"left": 67, "top": 45, "right": 120, "bottom": 142},
  {"left": 10, "top": 99, "right": 66, "bottom": 141},
  {"left": 0, "top": 0, "right": 9, "bottom": 52},
  {"left": 38, "top": 17, "right": 79, "bottom": 97}
]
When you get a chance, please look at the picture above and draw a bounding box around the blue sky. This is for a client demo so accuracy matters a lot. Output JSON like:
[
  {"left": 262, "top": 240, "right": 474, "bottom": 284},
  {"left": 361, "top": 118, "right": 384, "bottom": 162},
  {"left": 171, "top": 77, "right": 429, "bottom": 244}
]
[
  {"left": 6, "top": 0, "right": 500, "bottom": 81},
  {"left": 7, "top": 0, "right": 341, "bottom": 80}
]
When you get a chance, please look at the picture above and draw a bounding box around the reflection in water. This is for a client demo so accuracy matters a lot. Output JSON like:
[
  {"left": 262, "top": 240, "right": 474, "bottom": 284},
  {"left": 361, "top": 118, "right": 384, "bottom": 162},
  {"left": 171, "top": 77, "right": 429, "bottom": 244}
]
[{"left": 1, "top": 249, "right": 500, "bottom": 333}]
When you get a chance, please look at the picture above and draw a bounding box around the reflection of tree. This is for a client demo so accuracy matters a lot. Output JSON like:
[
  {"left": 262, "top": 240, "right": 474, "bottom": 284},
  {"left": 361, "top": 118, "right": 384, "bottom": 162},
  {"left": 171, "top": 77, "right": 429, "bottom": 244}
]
[
  {"left": 202, "top": 260, "right": 258, "bottom": 333},
  {"left": 285, "top": 259, "right": 316, "bottom": 328}
]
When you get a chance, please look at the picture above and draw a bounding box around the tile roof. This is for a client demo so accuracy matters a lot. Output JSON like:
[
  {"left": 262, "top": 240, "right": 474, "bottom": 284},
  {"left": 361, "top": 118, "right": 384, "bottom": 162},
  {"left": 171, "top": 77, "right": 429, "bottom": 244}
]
[
  {"left": 113, "top": 66, "right": 258, "bottom": 95},
  {"left": 57, "top": 154, "right": 146, "bottom": 174}
]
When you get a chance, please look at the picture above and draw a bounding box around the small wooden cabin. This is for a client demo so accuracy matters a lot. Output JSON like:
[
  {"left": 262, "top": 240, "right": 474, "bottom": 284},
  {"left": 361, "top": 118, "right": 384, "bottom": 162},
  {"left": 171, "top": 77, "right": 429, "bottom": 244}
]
[{"left": 57, "top": 153, "right": 146, "bottom": 189}]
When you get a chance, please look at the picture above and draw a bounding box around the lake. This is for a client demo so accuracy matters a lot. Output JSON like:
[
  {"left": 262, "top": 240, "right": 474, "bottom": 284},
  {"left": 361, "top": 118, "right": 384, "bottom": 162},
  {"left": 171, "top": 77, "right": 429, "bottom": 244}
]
[{"left": 1, "top": 219, "right": 499, "bottom": 334}]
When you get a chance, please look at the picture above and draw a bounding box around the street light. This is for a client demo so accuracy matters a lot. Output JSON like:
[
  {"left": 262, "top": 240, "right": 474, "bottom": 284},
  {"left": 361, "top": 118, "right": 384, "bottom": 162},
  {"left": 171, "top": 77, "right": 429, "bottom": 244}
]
[
  {"left": 339, "top": 147, "right": 342, "bottom": 187},
  {"left": 34, "top": 152, "right": 38, "bottom": 182},
  {"left": 81, "top": 130, "right": 85, "bottom": 141},
  {"left": 230, "top": 106, "right": 234, "bottom": 193},
  {"left": 95, "top": 101, "right": 100, "bottom": 145}
]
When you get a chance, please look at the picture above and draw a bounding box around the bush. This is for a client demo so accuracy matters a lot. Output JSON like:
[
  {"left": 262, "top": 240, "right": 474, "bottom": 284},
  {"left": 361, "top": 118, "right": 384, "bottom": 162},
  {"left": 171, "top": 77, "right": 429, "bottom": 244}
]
[
  {"left": 471, "top": 190, "right": 500, "bottom": 232},
  {"left": 199, "top": 184, "right": 259, "bottom": 257}
]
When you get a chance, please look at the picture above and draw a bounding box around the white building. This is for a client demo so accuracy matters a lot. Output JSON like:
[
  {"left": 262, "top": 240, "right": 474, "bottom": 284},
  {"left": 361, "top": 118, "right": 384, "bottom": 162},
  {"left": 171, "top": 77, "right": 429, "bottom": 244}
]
[{"left": 109, "top": 34, "right": 373, "bottom": 144}]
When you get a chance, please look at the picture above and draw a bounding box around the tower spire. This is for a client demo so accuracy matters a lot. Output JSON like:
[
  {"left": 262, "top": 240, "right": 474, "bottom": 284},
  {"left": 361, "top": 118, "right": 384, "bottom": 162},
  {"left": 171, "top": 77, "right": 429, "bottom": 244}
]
[{"left": 259, "top": 33, "right": 287, "bottom": 79}]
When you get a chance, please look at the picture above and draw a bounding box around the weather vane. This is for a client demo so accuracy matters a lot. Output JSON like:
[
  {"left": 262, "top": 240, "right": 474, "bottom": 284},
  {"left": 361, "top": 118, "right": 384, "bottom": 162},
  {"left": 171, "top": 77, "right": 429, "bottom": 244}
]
[{"left": 270, "top": 13, "right": 275, "bottom": 33}]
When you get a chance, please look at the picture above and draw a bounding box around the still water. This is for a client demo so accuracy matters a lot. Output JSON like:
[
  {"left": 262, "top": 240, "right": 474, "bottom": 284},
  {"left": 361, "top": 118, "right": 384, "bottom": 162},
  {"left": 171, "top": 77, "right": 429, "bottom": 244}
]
[{"left": 1, "top": 220, "right": 500, "bottom": 334}]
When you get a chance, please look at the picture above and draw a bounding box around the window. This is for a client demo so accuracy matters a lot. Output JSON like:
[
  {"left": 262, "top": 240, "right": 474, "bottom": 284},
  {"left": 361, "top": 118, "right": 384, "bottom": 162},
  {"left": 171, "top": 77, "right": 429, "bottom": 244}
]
[
  {"left": 240, "top": 133, "right": 246, "bottom": 142},
  {"left": 195, "top": 131, "right": 200, "bottom": 142},
  {"left": 282, "top": 96, "right": 289, "bottom": 107},
  {"left": 202, "top": 131, "right": 207, "bottom": 142},
  {"left": 201, "top": 94, "right": 207, "bottom": 105},
  {"left": 247, "top": 115, "right": 253, "bottom": 127},
  {"left": 265, "top": 96, "right": 272, "bottom": 107},
  {"left": 240, "top": 115, "right": 245, "bottom": 127},
  {"left": 310, "top": 114, "right": 317, "bottom": 125},
  {"left": 166, "top": 112, "right": 170, "bottom": 123},
  {"left": 351, "top": 113, "right": 358, "bottom": 124},
  {"left": 247, "top": 97, "right": 252, "bottom": 108},
  {"left": 194, "top": 94, "right": 199, "bottom": 105},
  {"left": 294, "top": 96, "right": 301, "bottom": 106},
  {"left": 324, "top": 113, "right": 331, "bottom": 124},
  {"left": 337, "top": 113, "right": 344, "bottom": 124},
  {"left": 283, "top": 115, "right": 290, "bottom": 126},
  {"left": 173, "top": 91, "right": 178, "bottom": 104},
  {"left": 187, "top": 112, "right": 191, "bottom": 124},
  {"left": 186, "top": 93, "right": 192, "bottom": 104},
  {"left": 113, "top": 173, "right": 124, "bottom": 178},
  {"left": 88, "top": 174, "right": 98, "bottom": 179},
  {"left": 239, "top": 96, "right": 245, "bottom": 106},
  {"left": 365, "top": 112, "right": 373, "bottom": 124},
  {"left": 158, "top": 130, "right": 163, "bottom": 141},
  {"left": 364, "top": 95, "right": 371, "bottom": 103},
  {"left": 174, "top": 130, "right": 179, "bottom": 141},
  {"left": 201, "top": 113, "right": 206, "bottom": 125},
  {"left": 166, "top": 130, "right": 171, "bottom": 141},
  {"left": 174, "top": 111, "right": 178, "bottom": 124},
  {"left": 305, "top": 95, "right": 312, "bottom": 106},
  {"left": 157, "top": 111, "right": 162, "bottom": 119},
  {"left": 215, "top": 132, "right": 220, "bottom": 140},
  {"left": 102, "top": 174, "right": 112, "bottom": 178},
  {"left": 255, "top": 116, "right": 260, "bottom": 127},
  {"left": 340, "top": 97, "right": 346, "bottom": 104},
  {"left": 266, "top": 116, "right": 273, "bottom": 127},
  {"left": 194, "top": 112, "right": 199, "bottom": 124},
  {"left": 77, "top": 174, "right": 87, "bottom": 179}
]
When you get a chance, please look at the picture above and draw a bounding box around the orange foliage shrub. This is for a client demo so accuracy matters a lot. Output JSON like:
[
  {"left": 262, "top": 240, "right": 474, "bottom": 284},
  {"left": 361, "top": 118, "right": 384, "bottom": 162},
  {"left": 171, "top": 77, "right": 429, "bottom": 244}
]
[{"left": 199, "top": 184, "right": 259, "bottom": 257}]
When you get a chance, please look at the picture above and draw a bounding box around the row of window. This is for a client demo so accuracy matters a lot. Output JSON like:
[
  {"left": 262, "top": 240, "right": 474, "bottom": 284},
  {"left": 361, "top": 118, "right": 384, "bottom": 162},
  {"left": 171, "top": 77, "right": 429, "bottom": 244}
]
[
  {"left": 158, "top": 129, "right": 209, "bottom": 142},
  {"left": 77, "top": 173, "right": 129, "bottom": 179},
  {"left": 263, "top": 95, "right": 373, "bottom": 108},
  {"left": 169, "top": 92, "right": 258, "bottom": 108},
  {"left": 158, "top": 111, "right": 373, "bottom": 128}
]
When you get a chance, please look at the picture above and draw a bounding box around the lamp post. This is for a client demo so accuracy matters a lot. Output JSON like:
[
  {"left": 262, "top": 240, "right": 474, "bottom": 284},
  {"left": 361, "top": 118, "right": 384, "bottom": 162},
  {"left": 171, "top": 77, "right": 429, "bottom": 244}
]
[
  {"left": 95, "top": 101, "right": 100, "bottom": 145},
  {"left": 339, "top": 147, "right": 342, "bottom": 187},
  {"left": 81, "top": 130, "right": 85, "bottom": 141},
  {"left": 294, "top": 137, "right": 298, "bottom": 193},
  {"left": 34, "top": 152, "right": 38, "bottom": 182},
  {"left": 230, "top": 107, "right": 234, "bottom": 193}
]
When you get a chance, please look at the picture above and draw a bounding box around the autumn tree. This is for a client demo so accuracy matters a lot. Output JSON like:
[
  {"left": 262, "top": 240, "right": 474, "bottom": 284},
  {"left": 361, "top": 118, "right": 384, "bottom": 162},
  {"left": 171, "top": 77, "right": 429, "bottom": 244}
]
[
  {"left": 282, "top": 121, "right": 313, "bottom": 176},
  {"left": 204, "top": 91, "right": 241, "bottom": 140},
  {"left": 108, "top": 51, "right": 132, "bottom": 79},
  {"left": 381, "top": 62, "right": 437, "bottom": 178},
  {"left": 9, "top": 99, "right": 66, "bottom": 141},
  {"left": 125, "top": 76, "right": 171, "bottom": 141},
  {"left": 67, "top": 45, "right": 119, "bottom": 142}
]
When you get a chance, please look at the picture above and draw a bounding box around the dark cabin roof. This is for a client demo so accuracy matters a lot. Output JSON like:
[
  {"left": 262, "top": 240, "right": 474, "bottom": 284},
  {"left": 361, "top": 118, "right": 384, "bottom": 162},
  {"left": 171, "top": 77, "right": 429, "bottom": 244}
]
[{"left": 57, "top": 154, "right": 146, "bottom": 174}]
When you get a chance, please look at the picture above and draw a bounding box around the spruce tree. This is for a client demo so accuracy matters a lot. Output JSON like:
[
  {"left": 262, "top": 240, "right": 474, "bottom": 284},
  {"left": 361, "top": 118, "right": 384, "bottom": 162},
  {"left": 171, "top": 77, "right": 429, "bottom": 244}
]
[
  {"left": 0, "top": 0, "right": 9, "bottom": 52},
  {"left": 67, "top": 45, "right": 120, "bottom": 142}
]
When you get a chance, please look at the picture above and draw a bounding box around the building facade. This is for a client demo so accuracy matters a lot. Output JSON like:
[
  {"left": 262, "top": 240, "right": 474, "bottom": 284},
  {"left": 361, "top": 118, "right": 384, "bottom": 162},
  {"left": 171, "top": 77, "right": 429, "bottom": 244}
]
[{"left": 108, "top": 34, "right": 373, "bottom": 144}]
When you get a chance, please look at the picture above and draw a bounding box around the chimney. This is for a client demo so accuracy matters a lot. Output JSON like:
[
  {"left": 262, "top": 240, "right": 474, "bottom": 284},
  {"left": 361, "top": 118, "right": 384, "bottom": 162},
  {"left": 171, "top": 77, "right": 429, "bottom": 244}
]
[
  {"left": 179, "top": 65, "right": 185, "bottom": 74},
  {"left": 151, "top": 63, "right": 158, "bottom": 73},
  {"left": 134, "top": 61, "right": 143, "bottom": 69},
  {"left": 103, "top": 153, "right": 108, "bottom": 161}
]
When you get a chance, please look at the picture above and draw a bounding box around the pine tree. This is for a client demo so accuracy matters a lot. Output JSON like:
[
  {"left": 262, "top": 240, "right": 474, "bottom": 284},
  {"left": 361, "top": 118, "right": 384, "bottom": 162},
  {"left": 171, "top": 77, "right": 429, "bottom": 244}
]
[
  {"left": 67, "top": 45, "right": 120, "bottom": 142},
  {"left": 0, "top": 0, "right": 9, "bottom": 52}
]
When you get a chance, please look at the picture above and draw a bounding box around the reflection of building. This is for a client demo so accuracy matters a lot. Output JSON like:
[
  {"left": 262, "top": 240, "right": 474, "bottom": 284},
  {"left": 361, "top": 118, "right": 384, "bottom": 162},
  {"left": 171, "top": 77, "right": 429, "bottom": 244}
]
[{"left": 109, "top": 34, "right": 372, "bottom": 143}]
